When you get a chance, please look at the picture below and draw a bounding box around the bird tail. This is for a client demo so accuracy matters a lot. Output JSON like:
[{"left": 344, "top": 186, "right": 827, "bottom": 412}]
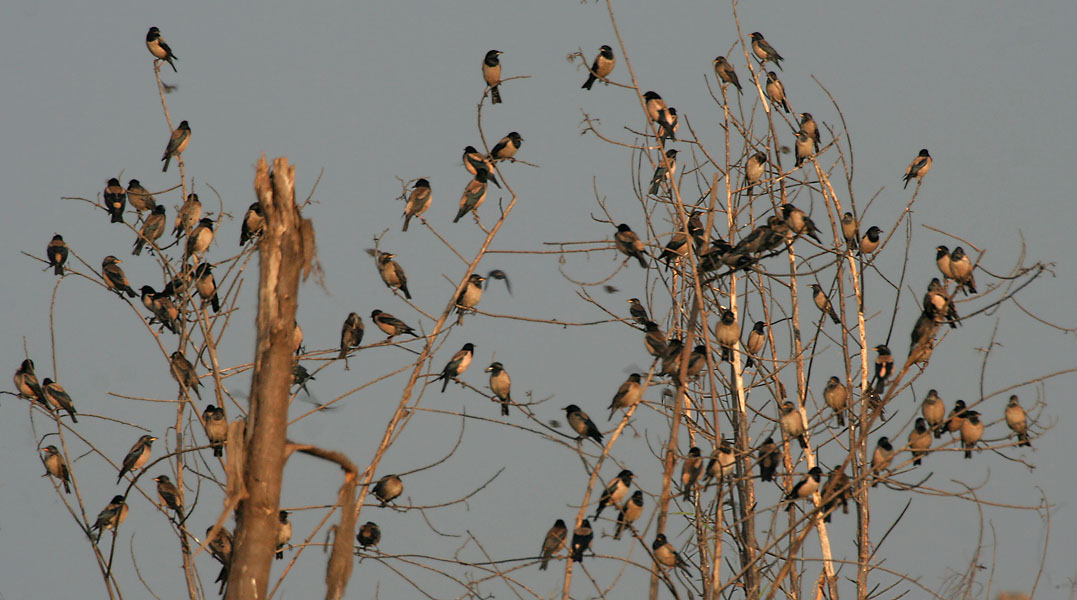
[
  {"left": 874, "top": 378, "right": 885, "bottom": 394},
  {"left": 636, "top": 255, "right": 648, "bottom": 269},
  {"left": 1019, "top": 434, "right": 1031, "bottom": 448},
  {"left": 914, "top": 457, "right": 922, "bottom": 466},
  {"left": 112, "top": 212, "right": 125, "bottom": 224},
  {"left": 133, "top": 240, "right": 144, "bottom": 256},
  {"left": 213, "top": 444, "right": 223, "bottom": 458},
  {"left": 401, "top": 284, "right": 412, "bottom": 300},
  {"left": 68, "top": 409, "right": 78, "bottom": 423},
  {"left": 402, "top": 215, "right": 411, "bottom": 231},
  {"left": 500, "top": 401, "right": 509, "bottom": 417},
  {"left": 539, "top": 558, "right": 549, "bottom": 571},
  {"left": 63, "top": 479, "right": 71, "bottom": 494},
  {"left": 163, "top": 156, "right": 172, "bottom": 172},
  {"left": 745, "top": 357, "right": 754, "bottom": 369},
  {"left": 167, "top": 59, "right": 177, "bottom": 73},
  {"left": 54, "top": 263, "right": 63, "bottom": 276},
  {"left": 836, "top": 412, "right": 845, "bottom": 427},
  {"left": 276, "top": 550, "right": 283, "bottom": 560},
  {"left": 490, "top": 86, "right": 501, "bottom": 104},
  {"left": 210, "top": 294, "right": 221, "bottom": 312},
  {"left": 649, "top": 175, "right": 661, "bottom": 195},
  {"left": 829, "top": 311, "right": 840, "bottom": 325},
  {"left": 797, "top": 434, "right": 807, "bottom": 449},
  {"left": 903, "top": 177, "right": 910, "bottom": 189},
  {"left": 613, "top": 521, "right": 624, "bottom": 540},
  {"left": 583, "top": 74, "right": 596, "bottom": 90},
  {"left": 964, "top": 449, "right": 972, "bottom": 459},
  {"left": 781, "top": 100, "right": 790, "bottom": 114},
  {"left": 440, "top": 375, "right": 449, "bottom": 393}
]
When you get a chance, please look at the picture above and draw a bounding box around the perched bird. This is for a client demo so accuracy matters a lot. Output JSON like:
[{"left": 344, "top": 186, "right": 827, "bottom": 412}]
[
  {"left": 765, "top": 71, "right": 790, "bottom": 113},
  {"left": 745, "top": 152, "right": 767, "bottom": 195},
  {"left": 908, "top": 305, "right": 939, "bottom": 364},
  {"left": 570, "top": 519, "right": 593, "bottom": 563},
  {"left": 92, "top": 495, "right": 129, "bottom": 542},
  {"left": 782, "top": 204, "right": 822, "bottom": 244},
  {"left": 613, "top": 224, "right": 649, "bottom": 268},
  {"left": 648, "top": 149, "right": 678, "bottom": 195},
  {"left": 757, "top": 437, "right": 780, "bottom": 482},
  {"left": 170, "top": 351, "right": 202, "bottom": 400},
  {"left": 924, "top": 278, "right": 959, "bottom": 329},
  {"left": 486, "top": 362, "right": 512, "bottom": 416},
  {"left": 594, "top": 469, "right": 634, "bottom": 519},
  {"left": 373, "top": 474, "right": 403, "bottom": 505},
  {"left": 703, "top": 440, "right": 736, "bottom": 483},
  {"left": 871, "top": 437, "right": 895, "bottom": 486},
  {"left": 240, "top": 202, "right": 265, "bottom": 245},
  {"left": 902, "top": 149, "right": 932, "bottom": 189},
  {"left": 206, "top": 526, "right": 233, "bottom": 589},
  {"left": 126, "top": 179, "right": 157, "bottom": 213},
  {"left": 402, "top": 179, "right": 431, "bottom": 232},
  {"left": 909, "top": 418, "right": 932, "bottom": 466},
  {"left": 681, "top": 446, "right": 703, "bottom": 500},
  {"left": 840, "top": 212, "right": 858, "bottom": 250},
  {"left": 785, "top": 466, "right": 822, "bottom": 512},
  {"left": 657, "top": 228, "right": 696, "bottom": 268},
  {"left": 799, "top": 113, "right": 821, "bottom": 151},
  {"left": 117, "top": 435, "right": 157, "bottom": 484},
  {"left": 490, "top": 132, "right": 523, "bottom": 161},
  {"left": 627, "top": 298, "right": 649, "bottom": 325},
  {"left": 961, "top": 411, "right": 984, "bottom": 459},
  {"left": 539, "top": 519, "right": 567, "bottom": 570},
  {"left": 275, "top": 510, "right": 291, "bottom": 559},
  {"left": 202, "top": 405, "right": 227, "bottom": 457},
  {"left": 41, "top": 445, "right": 71, "bottom": 494},
  {"left": 794, "top": 129, "right": 814, "bottom": 167},
  {"left": 482, "top": 50, "right": 503, "bottom": 104},
  {"left": 146, "top": 27, "right": 178, "bottom": 71},
  {"left": 173, "top": 193, "right": 202, "bottom": 239},
  {"left": 140, "top": 285, "right": 180, "bottom": 334},
  {"left": 102, "top": 256, "right": 137, "bottom": 298},
  {"left": 921, "top": 389, "right": 946, "bottom": 439},
  {"left": 714, "top": 309, "right": 739, "bottom": 362},
  {"left": 582, "top": 45, "right": 615, "bottom": 90},
  {"left": 613, "top": 490, "right": 643, "bottom": 540},
  {"left": 643, "top": 91, "right": 668, "bottom": 124},
  {"left": 652, "top": 533, "right": 689, "bottom": 571},
  {"left": 338, "top": 312, "right": 364, "bottom": 368},
  {"left": 657, "top": 107, "right": 679, "bottom": 143},
  {"left": 685, "top": 344, "right": 708, "bottom": 381},
  {"left": 454, "top": 173, "right": 488, "bottom": 223},
  {"left": 14, "top": 359, "right": 46, "bottom": 405},
  {"left": 935, "top": 245, "right": 953, "bottom": 280},
  {"left": 859, "top": 226, "right": 882, "bottom": 255},
  {"left": 376, "top": 252, "right": 412, "bottom": 300},
  {"left": 462, "top": 146, "right": 500, "bottom": 188},
  {"left": 713, "top": 56, "right": 742, "bottom": 93},
  {"left": 186, "top": 217, "right": 215, "bottom": 259},
  {"left": 46, "top": 234, "right": 68, "bottom": 276},
  {"left": 872, "top": 344, "right": 893, "bottom": 393},
  {"left": 564, "top": 404, "right": 603, "bottom": 444},
  {"left": 661, "top": 338, "right": 684, "bottom": 379},
  {"left": 779, "top": 401, "right": 807, "bottom": 448},
  {"left": 643, "top": 321, "right": 667, "bottom": 358},
  {"left": 133, "top": 205, "right": 167, "bottom": 256},
  {"left": 356, "top": 522, "right": 381, "bottom": 548},
  {"left": 194, "top": 262, "right": 221, "bottom": 312},
  {"left": 291, "top": 363, "right": 315, "bottom": 395},
  {"left": 944, "top": 399, "right": 968, "bottom": 436},
  {"left": 161, "top": 120, "right": 191, "bottom": 172},
  {"left": 606, "top": 373, "right": 647, "bottom": 422},
  {"left": 751, "top": 32, "right": 784, "bottom": 70},
  {"left": 820, "top": 469, "right": 850, "bottom": 522},
  {"left": 743, "top": 321, "right": 766, "bottom": 369},
  {"left": 155, "top": 475, "right": 183, "bottom": 515},
  {"left": 371, "top": 309, "right": 418, "bottom": 338},
  {"left": 1005, "top": 395, "right": 1031, "bottom": 448},
  {"left": 949, "top": 247, "right": 977, "bottom": 295},
  {"left": 809, "top": 284, "right": 841, "bottom": 325},
  {"left": 455, "top": 273, "right": 486, "bottom": 315},
  {"left": 41, "top": 378, "right": 78, "bottom": 422},
  {"left": 104, "top": 178, "right": 127, "bottom": 224},
  {"left": 823, "top": 376, "right": 848, "bottom": 427},
  {"left": 435, "top": 343, "right": 474, "bottom": 392}
]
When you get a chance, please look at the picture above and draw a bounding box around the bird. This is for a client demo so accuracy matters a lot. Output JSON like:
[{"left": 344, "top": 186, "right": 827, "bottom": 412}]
[
  {"left": 356, "top": 522, "right": 381, "bottom": 548},
  {"left": 949, "top": 247, "right": 977, "bottom": 295},
  {"left": 765, "top": 71, "right": 790, "bottom": 113},
  {"left": 14, "top": 358, "right": 46, "bottom": 405},
  {"left": 681, "top": 446, "right": 703, "bottom": 500},
  {"left": 809, "top": 284, "right": 841, "bottom": 325},
  {"left": 240, "top": 202, "right": 265, "bottom": 245},
  {"left": 1005, "top": 395, "right": 1031, "bottom": 448},
  {"left": 41, "top": 378, "right": 78, "bottom": 422},
  {"left": 713, "top": 56, "right": 742, "bottom": 93},
  {"left": 173, "top": 193, "right": 202, "bottom": 238},
  {"left": 613, "top": 490, "right": 643, "bottom": 540},
  {"left": 714, "top": 309, "right": 739, "bottom": 362},
  {"left": 490, "top": 132, "right": 523, "bottom": 161},
  {"left": 960, "top": 411, "right": 984, "bottom": 459},
  {"left": 685, "top": 345, "right": 708, "bottom": 381},
  {"left": 564, "top": 404, "right": 603, "bottom": 444},
  {"left": 376, "top": 252, "right": 412, "bottom": 300},
  {"left": 582, "top": 45, "right": 615, "bottom": 90},
  {"left": 613, "top": 224, "right": 649, "bottom": 268},
  {"left": 133, "top": 205, "right": 167, "bottom": 256},
  {"left": 41, "top": 445, "right": 71, "bottom": 494},
  {"left": 435, "top": 343, "right": 474, "bottom": 393},
  {"left": 101, "top": 256, "right": 137, "bottom": 298},
  {"left": 170, "top": 351, "right": 202, "bottom": 400},
  {"left": 935, "top": 245, "right": 953, "bottom": 280},
  {"left": 656, "top": 230, "right": 694, "bottom": 268},
  {"left": 454, "top": 273, "right": 486, "bottom": 316},
  {"left": 126, "top": 179, "right": 157, "bottom": 213},
  {"left": 872, "top": 344, "right": 893, "bottom": 393},
  {"left": 908, "top": 305, "right": 939, "bottom": 364},
  {"left": 780, "top": 401, "right": 807, "bottom": 449},
  {"left": 146, "top": 27, "right": 177, "bottom": 71},
  {"left": 373, "top": 474, "right": 403, "bottom": 505},
  {"left": 751, "top": 32, "right": 784, "bottom": 70},
  {"left": 909, "top": 418, "right": 932, "bottom": 466},
  {"left": 799, "top": 113, "right": 821, "bottom": 151},
  {"left": 944, "top": 399, "right": 969, "bottom": 437},
  {"left": 657, "top": 107, "right": 679, "bottom": 143},
  {"left": 627, "top": 298, "right": 649, "bottom": 324},
  {"left": 275, "top": 510, "right": 292, "bottom": 559},
  {"left": 539, "top": 519, "right": 567, "bottom": 570},
  {"left": 206, "top": 526, "right": 233, "bottom": 590},
  {"left": 462, "top": 146, "right": 500, "bottom": 188},
  {"left": 140, "top": 285, "right": 180, "bottom": 334},
  {"left": 859, "top": 226, "right": 882, "bottom": 255},
  {"left": 794, "top": 129, "right": 814, "bottom": 167},
  {"left": 186, "top": 217, "right": 215, "bottom": 259},
  {"left": 785, "top": 467, "right": 822, "bottom": 512},
  {"left": 402, "top": 178, "right": 431, "bottom": 232},
  {"left": 91, "top": 495, "right": 129, "bottom": 542},
  {"left": 104, "top": 178, "right": 127, "bottom": 224},
  {"left": 454, "top": 172, "right": 488, "bottom": 223},
  {"left": 703, "top": 440, "right": 736, "bottom": 484},
  {"left": 486, "top": 362, "right": 512, "bottom": 416},
  {"left": 594, "top": 469, "right": 634, "bottom": 519},
  {"left": 643, "top": 91, "right": 668, "bottom": 124},
  {"left": 820, "top": 469, "right": 850, "bottom": 522},
  {"left": 482, "top": 50, "right": 503, "bottom": 104},
  {"left": 193, "top": 262, "right": 221, "bottom": 312},
  {"left": 117, "top": 435, "right": 157, "bottom": 484},
  {"left": 484, "top": 269, "right": 512, "bottom": 294},
  {"left": 46, "top": 234, "right": 68, "bottom": 276},
  {"left": 902, "top": 149, "right": 932, "bottom": 189},
  {"left": 161, "top": 120, "right": 191, "bottom": 172},
  {"left": 338, "top": 312, "right": 364, "bottom": 368},
  {"left": 648, "top": 149, "right": 678, "bottom": 195},
  {"left": 643, "top": 321, "right": 668, "bottom": 358},
  {"left": 371, "top": 310, "right": 418, "bottom": 338},
  {"left": 921, "top": 389, "right": 946, "bottom": 439},
  {"left": 924, "top": 278, "right": 959, "bottom": 328},
  {"left": 660, "top": 338, "right": 684, "bottom": 380},
  {"left": 570, "top": 519, "right": 593, "bottom": 563},
  {"left": 202, "top": 405, "right": 227, "bottom": 457},
  {"left": 782, "top": 204, "right": 822, "bottom": 244},
  {"left": 743, "top": 321, "right": 766, "bottom": 369},
  {"left": 744, "top": 152, "right": 767, "bottom": 196},
  {"left": 840, "top": 213, "right": 858, "bottom": 250},
  {"left": 155, "top": 475, "right": 183, "bottom": 515},
  {"left": 871, "top": 437, "right": 895, "bottom": 486},
  {"left": 652, "top": 533, "right": 689, "bottom": 571},
  {"left": 757, "top": 437, "right": 780, "bottom": 482},
  {"left": 823, "top": 376, "right": 848, "bottom": 427}
]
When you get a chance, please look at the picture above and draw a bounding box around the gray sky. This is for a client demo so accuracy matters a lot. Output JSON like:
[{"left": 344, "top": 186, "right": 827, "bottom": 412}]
[{"left": 2, "top": 0, "right": 1076, "bottom": 598}]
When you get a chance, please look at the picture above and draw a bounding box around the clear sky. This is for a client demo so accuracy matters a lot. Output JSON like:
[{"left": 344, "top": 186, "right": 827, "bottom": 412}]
[{"left": 2, "top": 1, "right": 1075, "bottom": 598}]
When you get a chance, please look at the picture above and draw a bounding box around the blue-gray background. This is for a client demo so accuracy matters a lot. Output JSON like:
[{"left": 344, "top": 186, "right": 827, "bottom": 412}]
[{"left": 2, "top": 1, "right": 1074, "bottom": 598}]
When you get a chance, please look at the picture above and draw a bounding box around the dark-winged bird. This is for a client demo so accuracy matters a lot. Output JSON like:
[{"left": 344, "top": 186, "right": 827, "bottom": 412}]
[
  {"left": 582, "top": 45, "right": 615, "bottom": 90},
  {"left": 613, "top": 490, "right": 643, "bottom": 540},
  {"left": 785, "top": 466, "right": 822, "bottom": 512},
  {"left": 714, "top": 309, "right": 739, "bottom": 362},
  {"left": 909, "top": 418, "right": 932, "bottom": 465},
  {"left": 435, "top": 343, "right": 474, "bottom": 393},
  {"left": 860, "top": 226, "right": 882, "bottom": 255},
  {"left": 373, "top": 474, "right": 403, "bottom": 505},
  {"left": 161, "top": 120, "right": 191, "bottom": 172},
  {"left": 186, "top": 217, "right": 214, "bottom": 259},
  {"left": 570, "top": 519, "right": 593, "bottom": 563},
  {"left": 463, "top": 146, "right": 500, "bottom": 188},
  {"left": 46, "top": 234, "right": 68, "bottom": 276},
  {"left": 203, "top": 405, "right": 227, "bottom": 457},
  {"left": 564, "top": 404, "right": 603, "bottom": 444},
  {"left": 402, "top": 179, "right": 431, "bottom": 232},
  {"left": 104, "top": 178, "right": 126, "bottom": 223},
  {"left": 750, "top": 32, "right": 784, "bottom": 70},
  {"left": 170, "top": 351, "right": 202, "bottom": 400},
  {"left": 872, "top": 344, "right": 893, "bottom": 393},
  {"left": 809, "top": 284, "right": 841, "bottom": 324},
  {"left": 146, "top": 27, "right": 177, "bottom": 71},
  {"left": 117, "top": 434, "right": 157, "bottom": 484},
  {"left": 643, "top": 321, "right": 667, "bottom": 358},
  {"left": 614, "top": 224, "right": 649, "bottom": 268},
  {"left": 173, "top": 193, "right": 202, "bottom": 238},
  {"left": 490, "top": 132, "right": 523, "bottom": 161},
  {"left": 703, "top": 440, "right": 736, "bottom": 484},
  {"left": 485, "top": 361, "right": 512, "bottom": 416},
  {"left": 275, "top": 510, "right": 291, "bottom": 559},
  {"left": 482, "top": 50, "right": 503, "bottom": 104},
  {"left": 357, "top": 522, "right": 381, "bottom": 548},
  {"left": 643, "top": 91, "right": 667, "bottom": 124},
  {"left": 338, "top": 312, "right": 364, "bottom": 369},
  {"left": 126, "top": 179, "right": 157, "bottom": 212},
  {"left": 871, "top": 437, "right": 895, "bottom": 486},
  {"left": 133, "top": 205, "right": 166, "bottom": 255},
  {"left": 961, "top": 411, "right": 984, "bottom": 459},
  {"left": 821, "top": 469, "right": 850, "bottom": 522},
  {"left": 765, "top": 71, "right": 790, "bottom": 113},
  {"left": 455, "top": 273, "right": 485, "bottom": 314},
  {"left": 745, "top": 152, "right": 767, "bottom": 196},
  {"left": 902, "top": 149, "right": 932, "bottom": 189},
  {"left": 800, "top": 113, "right": 821, "bottom": 151},
  {"left": 921, "top": 389, "right": 946, "bottom": 438},
  {"left": 155, "top": 475, "right": 183, "bottom": 515},
  {"left": 949, "top": 246, "right": 977, "bottom": 295},
  {"left": 627, "top": 298, "right": 649, "bottom": 324},
  {"left": 594, "top": 469, "right": 634, "bottom": 519},
  {"left": 652, "top": 533, "right": 689, "bottom": 571},
  {"left": 648, "top": 149, "right": 677, "bottom": 195},
  {"left": 42, "top": 378, "right": 78, "bottom": 422},
  {"left": 193, "top": 262, "right": 221, "bottom": 312},
  {"left": 794, "top": 129, "right": 813, "bottom": 167},
  {"left": 758, "top": 437, "right": 780, "bottom": 482},
  {"left": 713, "top": 56, "right": 742, "bottom": 93},
  {"left": 140, "top": 285, "right": 180, "bottom": 334},
  {"left": 14, "top": 358, "right": 46, "bottom": 405},
  {"left": 681, "top": 446, "right": 703, "bottom": 499},
  {"left": 1005, "top": 395, "right": 1031, "bottom": 448},
  {"left": 539, "top": 519, "right": 567, "bottom": 570},
  {"left": 42, "top": 445, "right": 71, "bottom": 493},
  {"left": 240, "top": 202, "right": 264, "bottom": 245},
  {"left": 376, "top": 252, "right": 412, "bottom": 300},
  {"left": 371, "top": 309, "right": 417, "bottom": 338},
  {"left": 780, "top": 401, "right": 807, "bottom": 448},
  {"left": 454, "top": 172, "right": 488, "bottom": 223},
  {"left": 744, "top": 321, "right": 766, "bottom": 368},
  {"left": 607, "top": 373, "right": 642, "bottom": 421},
  {"left": 92, "top": 495, "right": 129, "bottom": 542},
  {"left": 935, "top": 245, "right": 953, "bottom": 279}
]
